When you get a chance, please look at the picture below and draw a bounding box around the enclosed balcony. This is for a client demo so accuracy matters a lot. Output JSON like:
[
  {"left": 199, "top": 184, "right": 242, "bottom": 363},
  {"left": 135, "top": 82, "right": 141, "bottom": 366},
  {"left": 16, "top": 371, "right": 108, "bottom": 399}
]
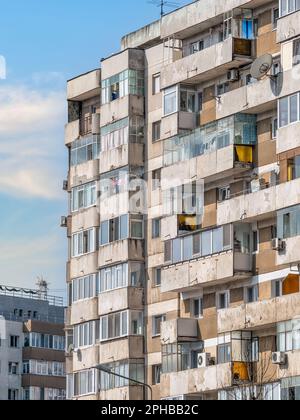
[
  {"left": 162, "top": 114, "right": 256, "bottom": 186},
  {"left": 161, "top": 37, "right": 252, "bottom": 89},
  {"left": 161, "top": 319, "right": 199, "bottom": 345},
  {"left": 161, "top": 223, "right": 253, "bottom": 294}
]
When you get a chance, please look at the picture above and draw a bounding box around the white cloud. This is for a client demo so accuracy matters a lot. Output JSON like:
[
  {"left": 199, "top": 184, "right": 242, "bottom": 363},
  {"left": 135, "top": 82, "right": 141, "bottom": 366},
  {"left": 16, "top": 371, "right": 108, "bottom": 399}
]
[
  {"left": 0, "top": 232, "right": 67, "bottom": 295},
  {"left": 0, "top": 84, "right": 66, "bottom": 199}
]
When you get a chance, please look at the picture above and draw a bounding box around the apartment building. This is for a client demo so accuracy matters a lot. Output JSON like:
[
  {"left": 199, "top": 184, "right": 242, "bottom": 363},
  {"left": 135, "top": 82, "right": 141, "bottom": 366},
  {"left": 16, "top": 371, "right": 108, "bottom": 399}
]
[
  {"left": 64, "top": 0, "right": 300, "bottom": 400},
  {"left": 0, "top": 285, "right": 66, "bottom": 400}
]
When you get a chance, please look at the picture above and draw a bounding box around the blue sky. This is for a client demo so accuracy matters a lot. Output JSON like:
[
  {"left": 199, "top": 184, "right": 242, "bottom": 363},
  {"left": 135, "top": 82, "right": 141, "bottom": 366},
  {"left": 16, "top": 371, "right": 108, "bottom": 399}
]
[{"left": 0, "top": 0, "right": 188, "bottom": 298}]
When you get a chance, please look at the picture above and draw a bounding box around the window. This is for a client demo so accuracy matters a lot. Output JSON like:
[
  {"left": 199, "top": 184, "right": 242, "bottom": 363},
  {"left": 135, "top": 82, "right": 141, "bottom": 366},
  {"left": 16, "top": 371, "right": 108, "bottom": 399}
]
[
  {"left": 294, "top": 39, "right": 300, "bottom": 66},
  {"left": 245, "top": 285, "right": 259, "bottom": 303},
  {"left": 277, "top": 319, "right": 300, "bottom": 352},
  {"left": 279, "top": 92, "right": 300, "bottom": 128},
  {"left": 190, "top": 40, "right": 204, "bottom": 55},
  {"left": 280, "top": 0, "right": 300, "bottom": 17},
  {"left": 162, "top": 342, "right": 204, "bottom": 373},
  {"left": 100, "top": 361, "right": 144, "bottom": 391},
  {"left": 10, "top": 335, "right": 19, "bottom": 348},
  {"left": 24, "top": 333, "right": 65, "bottom": 351},
  {"left": 218, "top": 186, "right": 231, "bottom": 202},
  {"left": 273, "top": 279, "right": 283, "bottom": 298},
  {"left": 152, "top": 365, "right": 162, "bottom": 385},
  {"left": 8, "top": 362, "right": 19, "bottom": 375},
  {"left": 100, "top": 310, "right": 143, "bottom": 342},
  {"left": 152, "top": 218, "right": 161, "bottom": 239},
  {"left": 70, "top": 135, "right": 100, "bottom": 167},
  {"left": 281, "top": 377, "right": 300, "bottom": 400},
  {"left": 72, "top": 369, "right": 96, "bottom": 397},
  {"left": 180, "top": 88, "right": 196, "bottom": 113},
  {"left": 152, "top": 169, "right": 161, "bottom": 191},
  {"left": 192, "top": 297, "right": 203, "bottom": 319},
  {"left": 217, "top": 291, "right": 230, "bottom": 310},
  {"left": 163, "top": 86, "right": 178, "bottom": 116},
  {"left": 217, "top": 344, "right": 231, "bottom": 364},
  {"left": 72, "top": 274, "right": 97, "bottom": 302},
  {"left": 74, "top": 321, "right": 99, "bottom": 349},
  {"left": 102, "top": 69, "right": 144, "bottom": 104},
  {"left": 153, "top": 73, "right": 161, "bottom": 95},
  {"left": 272, "top": 117, "right": 278, "bottom": 139},
  {"left": 71, "top": 182, "right": 97, "bottom": 212},
  {"left": 272, "top": 8, "right": 280, "bottom": 28},
  {"left": 217, "top": 82, "right": 230, "bottom": 96},
  {"left": 71, "top": 229, "right": 95, "bottom": 257},
  {"left": 287, "top": 155, "right": 300, "bottom": 181},
  {"left": 152, "top": 121, "right": 161, "bottom": 142},
  {"left": 8, "top": 389, "right": 19, "bottom": 401},
  {"left": 165, "top": 225, "right": 232, "bottom": 265},
  {"left": 278, "top": 204, "right": 300, "bottom": 239},
  {"left": 152, "top": 315, "right": 166, "bottom": 337},
  {"left": 99, "top": 262, "right": 144, "bottom": 293},
  {"left": 100, "top": 215, "right": 128, "bottom": 245},
  {"left": 252, "top": 230, "right": 259, "bottom": 253},
  {"left": 153, "top": 267, "right": 162, "bottom": 287}
]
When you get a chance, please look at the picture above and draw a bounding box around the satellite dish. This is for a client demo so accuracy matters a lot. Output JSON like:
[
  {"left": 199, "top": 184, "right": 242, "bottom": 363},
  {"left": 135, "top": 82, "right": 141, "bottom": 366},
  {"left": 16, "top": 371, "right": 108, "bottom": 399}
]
[{"left": 250, "top": 54, "right": 273, "bottom": 80}]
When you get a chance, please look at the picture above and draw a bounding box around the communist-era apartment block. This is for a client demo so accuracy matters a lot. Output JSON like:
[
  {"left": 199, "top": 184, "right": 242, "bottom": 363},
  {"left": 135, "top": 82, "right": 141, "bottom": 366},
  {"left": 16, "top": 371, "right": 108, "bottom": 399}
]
[{"left": 64, "top": 0, "right": 300, "bottom": 400}]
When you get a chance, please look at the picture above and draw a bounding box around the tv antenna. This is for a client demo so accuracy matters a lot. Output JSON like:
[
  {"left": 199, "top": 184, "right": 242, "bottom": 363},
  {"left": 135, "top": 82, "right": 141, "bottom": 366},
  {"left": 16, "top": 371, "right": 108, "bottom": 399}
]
[{"left": 148, "top": 0, "right": 181, "bottom": 17}]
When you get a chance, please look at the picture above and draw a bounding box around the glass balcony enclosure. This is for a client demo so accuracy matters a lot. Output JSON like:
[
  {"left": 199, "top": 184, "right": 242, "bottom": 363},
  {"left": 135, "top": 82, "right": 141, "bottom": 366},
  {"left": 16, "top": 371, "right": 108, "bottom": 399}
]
[
  {"left": 162, "top": 342, "right": 204, "bottom": 374},
  {"left": 164, "top": 223, "right": 252, "bottom": 266},
  {"left": 164, "top": 114, "right": 257, "bottom": 167}
]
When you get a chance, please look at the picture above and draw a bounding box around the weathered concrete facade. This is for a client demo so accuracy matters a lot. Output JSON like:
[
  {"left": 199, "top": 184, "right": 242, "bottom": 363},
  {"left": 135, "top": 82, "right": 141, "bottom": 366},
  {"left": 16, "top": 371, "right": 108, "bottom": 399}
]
[{"left": 64, "top": 0, "right": 300, "bottom": 400}]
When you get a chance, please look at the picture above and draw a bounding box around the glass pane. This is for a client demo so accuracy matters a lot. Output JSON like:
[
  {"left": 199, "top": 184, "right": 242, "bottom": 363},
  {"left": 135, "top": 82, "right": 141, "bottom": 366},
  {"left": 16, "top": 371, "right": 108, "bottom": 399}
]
[{"left": 202, "top": 231, "right": 212, "bottom": 256}]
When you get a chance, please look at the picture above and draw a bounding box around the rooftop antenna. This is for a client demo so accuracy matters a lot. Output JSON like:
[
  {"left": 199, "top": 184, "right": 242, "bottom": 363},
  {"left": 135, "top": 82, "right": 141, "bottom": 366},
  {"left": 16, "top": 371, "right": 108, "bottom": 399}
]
[
  {"left": 148, "top": 0, "right": 181, "bottom": 17},
  {"left": 36, "top": 276, "right": 49, "bottom": 301}
]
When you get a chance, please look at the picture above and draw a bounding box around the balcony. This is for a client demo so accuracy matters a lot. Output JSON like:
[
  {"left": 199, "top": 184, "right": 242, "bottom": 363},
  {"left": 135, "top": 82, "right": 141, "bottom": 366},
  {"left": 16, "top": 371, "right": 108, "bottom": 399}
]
[
  {"left": 217, "top": 66, "right": 300, "bottom": 120},
  {"left": 98, "top": 239, "right": 144, "bottom": 268},
  {"left": 65, "top": 120, "right": 80, "bottom": 146},
  {"left": 277, "top": 10, "right": 300, "bottom": 43},
  {"left": 99, "top": 386, "right": 144, "bottom": 401},
  {"left": 218, "top": 292, "right": 300, "bottom": 334},
  {"left": 277, "top": 122, "right": 300, "bottom": 154},
  {"left": 217, "top": 178, "right": 300, "bottom": 225},
  {"left": 69, "top": 160, "right": 99, "bottom": 189},
  {"left": 161, "top": 37, "right": 252, "bottom": 89},
  {"left": 161, "top": 111, "right": 198, "bottom": 141},
  {"left": 67, "top": 69, "right": 101, "bottom": 101},
  {"left": 162, "top": 250, "right": 251, "bottom": 294},
  {"left": 71, "top": 208, "right": 99, "bottom": 235},
  {"left": 70, "top": 252, "right": 98, "bottom": 279},
  {"left": 70, "top": 297, "right": 98, "bottom": 325},
  {"left": 160, "top": 363, "right": 232, "bottom": 399},
  {"left": 101, "top": 95, "right": 144, "bottom": 127},
  {"left": 99, "top": 336, "right": 144, "bottom": 364},
  {"left": 161, "top": 319, "right": 199, "bottom": 345},
  {"left": 99, "top": 143, "right": 144, "bottom": 175},
  {"left": 98, "top": 287, "right": 144, "bottom": 317}
]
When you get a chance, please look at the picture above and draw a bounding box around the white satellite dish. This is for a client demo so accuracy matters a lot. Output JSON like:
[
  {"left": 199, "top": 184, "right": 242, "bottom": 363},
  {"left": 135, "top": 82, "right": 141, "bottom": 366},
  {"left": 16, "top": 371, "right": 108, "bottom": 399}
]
[{"left": 250, "top": 54, "right": 273, "bottom": 80}]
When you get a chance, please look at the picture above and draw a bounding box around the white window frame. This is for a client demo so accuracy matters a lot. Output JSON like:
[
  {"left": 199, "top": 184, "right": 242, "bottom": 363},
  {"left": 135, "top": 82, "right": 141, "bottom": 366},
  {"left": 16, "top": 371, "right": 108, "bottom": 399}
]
[
  {"left": 163, "top": 85, "right": 178, "bottom": 116},
  {"left": 192, "top": 297, "right": 203, "bottom": 319},
  {"left": 152, "top": 73, "right": 161, "bottom": 95},
  {"left": 217, "top": 291, "right": 230, "bottom": 310},
  {"left": 244, "top": 285, "right": 259, "bottom": 304},
  {"left": 152, "top": 314, "right": 167, "bottom": 337}
]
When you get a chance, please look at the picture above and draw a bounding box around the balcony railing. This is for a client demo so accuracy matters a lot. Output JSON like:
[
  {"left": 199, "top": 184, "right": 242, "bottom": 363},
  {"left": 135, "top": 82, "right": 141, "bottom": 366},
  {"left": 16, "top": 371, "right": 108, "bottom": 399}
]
[{"left": 0, "top": 284, "right": 64, "bottom": 306}]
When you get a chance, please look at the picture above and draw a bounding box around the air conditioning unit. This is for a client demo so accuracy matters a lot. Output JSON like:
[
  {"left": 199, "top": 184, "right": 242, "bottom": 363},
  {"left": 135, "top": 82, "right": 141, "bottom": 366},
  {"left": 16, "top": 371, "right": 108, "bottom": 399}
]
[
  {"left": 272, "top": 352, "right": 287, "bottom": 365},
  {"left": 197, "top": 353, "right": 211, "bottom": 369},
  {"left": 272, "top": 238, "right": 286, "bottom": 252},
  {"left": 227, "top": 69, "right": 239, "bottom": 82},
  {"left": 60, "top": 216, "right": 68, "bottom": 228},
  {"left": 63, "top": 180, "right": 69, "bottom": 191}
]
